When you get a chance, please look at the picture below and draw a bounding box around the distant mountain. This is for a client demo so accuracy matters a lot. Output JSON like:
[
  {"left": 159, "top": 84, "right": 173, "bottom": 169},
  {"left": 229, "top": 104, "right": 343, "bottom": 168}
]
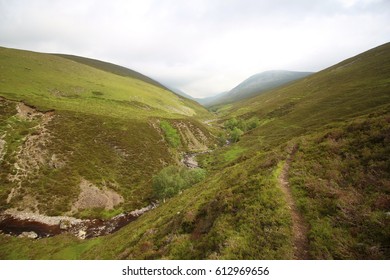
[
  {"left": 206, "top": 70, "right": 313, "bottom": 106},
  {"left": 196, "top": 91, "right": 228, "bottom": 106}
]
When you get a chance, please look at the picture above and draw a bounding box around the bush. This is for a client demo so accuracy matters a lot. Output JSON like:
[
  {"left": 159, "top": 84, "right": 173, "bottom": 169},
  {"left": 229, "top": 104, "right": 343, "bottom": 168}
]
[
  {"left": 247, "top": 117, "right": 260, "bottom": 130},
  {"left": 216, "top": 132, "right": 227, "bottom": 146},
  {"left": 152, "top": 166, "right": 206, "bottom": 200},
  {"left": 224, "top": 118, "right": 238, "bottom": 130},
  {"left": 224, "top": 117, "right": 260, "bottom": 142},
  {"left": 230, "top": 127, "right": 243, "bottom": 143},
  {"left": 160, "top": 120, "right": 181, "bottom": 148}
]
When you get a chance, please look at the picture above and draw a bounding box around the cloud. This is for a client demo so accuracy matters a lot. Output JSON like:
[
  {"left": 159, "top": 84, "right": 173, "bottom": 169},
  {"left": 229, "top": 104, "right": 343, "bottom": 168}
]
[{"left": 1, "top": 0, "right": 389, "bottom": 97}]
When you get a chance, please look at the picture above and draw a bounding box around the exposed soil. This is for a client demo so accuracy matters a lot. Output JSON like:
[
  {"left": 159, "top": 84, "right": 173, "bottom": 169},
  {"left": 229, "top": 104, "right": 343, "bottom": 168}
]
[
  {"left": 71, "top": 179, "right": 124, "bottom": 211},
  {"left": 278, "top": 145, "right": 310, "bottom": 259},
  {"left": 0, "top": 136, "right": 6, "bottom": 163},
  {"left": 7, "top": 102, "right": 56, "bottom": 209}
]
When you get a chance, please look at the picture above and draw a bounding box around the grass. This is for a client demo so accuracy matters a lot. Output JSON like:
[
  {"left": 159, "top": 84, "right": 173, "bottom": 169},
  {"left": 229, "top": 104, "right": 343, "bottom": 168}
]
[
  {"left": 0, "top": 234, "right": 102, "bottom": 260},
  {"left": 223, "top": 146, "right": 246, "bottom": 162},
  {"left": 289, "top": 111, "right": 390, "bottom": 259},
  {"left": 0, "top": 46, "right": 211, "bottom": 120}
]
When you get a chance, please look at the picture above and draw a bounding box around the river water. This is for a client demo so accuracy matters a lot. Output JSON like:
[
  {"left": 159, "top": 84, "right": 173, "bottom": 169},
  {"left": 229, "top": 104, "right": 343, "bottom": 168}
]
[{"left": 0, "top": 204, "right": 156, "bottom": 239}]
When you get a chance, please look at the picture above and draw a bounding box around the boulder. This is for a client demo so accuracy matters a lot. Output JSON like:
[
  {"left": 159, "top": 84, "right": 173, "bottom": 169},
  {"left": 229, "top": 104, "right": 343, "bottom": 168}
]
[{"left": 19, "top": 231, "right": 38, "bottom": 239}]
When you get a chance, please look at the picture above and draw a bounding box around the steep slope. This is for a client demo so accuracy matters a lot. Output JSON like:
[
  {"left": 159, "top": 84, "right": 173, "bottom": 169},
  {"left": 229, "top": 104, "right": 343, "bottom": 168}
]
[
  {"left": 54, "top": 54, "right": 170, "bottom": 91},
  {"left": 204, "top": 70, "right": 312, "bottom": 107},
  {"left": 0, "top": 47, "right": 210, "bottom": 119},
  {"left": 224, "top": 43, "right": 390, "bottom": 130},
  {"left": 0, "top": 47, "right": 215, "bottom": 220},
  {"left": 208, "top": 42, "right": 390, "bottom": 258}
]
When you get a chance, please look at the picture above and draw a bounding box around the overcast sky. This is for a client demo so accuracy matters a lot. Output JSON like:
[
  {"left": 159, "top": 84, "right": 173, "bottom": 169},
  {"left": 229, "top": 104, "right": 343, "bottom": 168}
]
[{"left": 1, "top": 0, "right": 389, "bottom": 97}]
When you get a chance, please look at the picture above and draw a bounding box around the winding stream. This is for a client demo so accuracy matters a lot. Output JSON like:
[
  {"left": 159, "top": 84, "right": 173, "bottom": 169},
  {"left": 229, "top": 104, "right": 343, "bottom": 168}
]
[
  {"left": 0, "top": 204, "right": 157, "bottom": 239},
  {"left": 0, "top": 151, "right": 212, "bottom": 240},
  {"left": 181, "top": 150, "right": 211, "bottom": 168}
]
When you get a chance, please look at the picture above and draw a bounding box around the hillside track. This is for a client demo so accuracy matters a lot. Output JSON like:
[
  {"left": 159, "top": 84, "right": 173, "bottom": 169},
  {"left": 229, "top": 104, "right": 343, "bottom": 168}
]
[{"left": 278, "top": 146, "right": 310, "bottom": 260}]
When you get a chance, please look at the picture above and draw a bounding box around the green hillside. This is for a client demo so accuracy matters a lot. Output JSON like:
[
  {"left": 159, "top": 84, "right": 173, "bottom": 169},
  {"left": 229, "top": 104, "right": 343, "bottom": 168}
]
[
  {"left": 203, "top": 70, "right": 313, "bottom": 107},
  {"left": 0, "top": 47, "right": 215, "bottom": 219},
  {"left": 0, "top": 47, "right": 210, "bottom": 119},
  {"left": 221, "top": 42, "right": 390, "bottom": 131},
  {"left": 0, "top": 43, "right": 389, "bottom": 260},
  {"left": 54, "top": 54, "right": 170, "bottom": 91}
]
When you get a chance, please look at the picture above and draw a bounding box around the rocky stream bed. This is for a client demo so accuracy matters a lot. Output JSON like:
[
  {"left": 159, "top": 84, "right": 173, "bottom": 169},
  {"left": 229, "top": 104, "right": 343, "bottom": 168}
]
[
  {"left": 0, "top": 151, "right": 209, "bottom": 240},
  {"left": 0, "top": 204, "right": 157, "bottom": 240}
]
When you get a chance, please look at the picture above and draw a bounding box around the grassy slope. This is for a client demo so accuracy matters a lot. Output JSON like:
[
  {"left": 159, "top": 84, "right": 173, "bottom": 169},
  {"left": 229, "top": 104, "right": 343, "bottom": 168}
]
[
  {"left": 54, "top": 54, "right": 171, "bottom": 91},
  {"left": 204, "top": 42, "right": 390, "bottom": 258},
  {"left": 1, "top": 43, "right": 389, "bottom": 259},
  {"left": 0, "top": 47, "right": 214, "bottom": 217},
  {"left": 290, "top": 110, "right": 390, "bottom": 259},
  {"left": 0, "top": 47, "right": 210, "bottom": 119},
  {"left": 219, "top": 42, "right": 390, "bottom": 146}
]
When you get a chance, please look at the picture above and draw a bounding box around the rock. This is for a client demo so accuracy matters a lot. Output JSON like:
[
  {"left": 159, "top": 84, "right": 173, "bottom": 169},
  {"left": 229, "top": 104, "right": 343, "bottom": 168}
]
[
  {"left": 59, "top": 220, "right": 71, "bottom": 230},
  {"left": 19, "top": 231, "right": 38, "bottom": 239},
  {"left": 77, "top": 229, "right": 86, "bottom": 239}
]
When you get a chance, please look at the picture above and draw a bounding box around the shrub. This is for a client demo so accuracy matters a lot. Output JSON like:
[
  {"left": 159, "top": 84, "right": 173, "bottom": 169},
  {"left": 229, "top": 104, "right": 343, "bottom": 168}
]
[
  {"left": 152, "top": 166, "right": 206, "bottom": 200},
  {"left": 223, "top": 117, "right": 260, "bottom": 142},
  {"left": 247, "top": 117, "right": 260, "bottom": 130},
  {"left": 224, "top": 118, "right": 238, "bottom": 130},
  {"left": 230, "top": 127, "right": 243, "bottom": 143},
  {"left": 216, "top": 132, "right": 227, "bottom": 146}
]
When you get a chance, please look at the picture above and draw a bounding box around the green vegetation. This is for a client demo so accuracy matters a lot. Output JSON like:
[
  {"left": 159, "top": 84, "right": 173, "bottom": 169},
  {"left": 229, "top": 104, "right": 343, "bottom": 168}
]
[
  {"left": 222, "top": 146, "right": 247, "bottom": 162},
  {"left": 223, "top": 117, "right": 260, "bottom": 142},
  {"left": 0, "top": 47, "right": 211, "bottom": 120},
  {"left": 152, "top": 166, "right": 206, "bottom": 200},
  {"left": 0, "top": 43, "right": 390, "bottom": 260},
  {"left": 230, "top": 127, "right": 243, "bottom": 143},
  {"left": 290, "top": 111, "right": 390, "bottom": 259},
  {"left": 54, "top": 54, "right": 169, "bottom": 92},
  {"left": 160, "top": 120, "right": 181, "bottom": 148},
  {"left": 0, "top": 47, "right": 214, "bottom": 217}
]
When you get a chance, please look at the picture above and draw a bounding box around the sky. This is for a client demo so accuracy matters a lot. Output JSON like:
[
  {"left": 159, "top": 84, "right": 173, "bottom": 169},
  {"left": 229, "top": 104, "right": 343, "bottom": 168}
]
[{"left": 0, "top": 0, "right": 389, "bottom": 98}]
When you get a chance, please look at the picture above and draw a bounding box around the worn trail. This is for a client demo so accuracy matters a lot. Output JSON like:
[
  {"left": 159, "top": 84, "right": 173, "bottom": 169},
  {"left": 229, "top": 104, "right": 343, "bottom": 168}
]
[{"left": 278, "top": 147, "right": 310, "bottom": 259}]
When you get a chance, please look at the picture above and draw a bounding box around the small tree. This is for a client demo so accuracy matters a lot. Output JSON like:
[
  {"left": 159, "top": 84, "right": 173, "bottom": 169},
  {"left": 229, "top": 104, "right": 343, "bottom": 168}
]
[
  {"left": 247, "top": 117, "right": 260, "bottom": 130},
  {"left": 230, "top": 127, "right": 243, "bottom": 143},
  {"left": 224, "top": 118, "right": 238, "bottom": 130},
  {"left": 217, "top": 132, "right": 227, "bottom": 146},
  {"left": 152, "top": 166, "right": 207, "bottom": 200}
]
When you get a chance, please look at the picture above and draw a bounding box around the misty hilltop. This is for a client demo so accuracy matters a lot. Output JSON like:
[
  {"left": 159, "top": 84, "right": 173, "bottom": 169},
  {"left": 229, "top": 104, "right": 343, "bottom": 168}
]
[{"left": 199, "top": 70, "right": 313, "bottom": 106}]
